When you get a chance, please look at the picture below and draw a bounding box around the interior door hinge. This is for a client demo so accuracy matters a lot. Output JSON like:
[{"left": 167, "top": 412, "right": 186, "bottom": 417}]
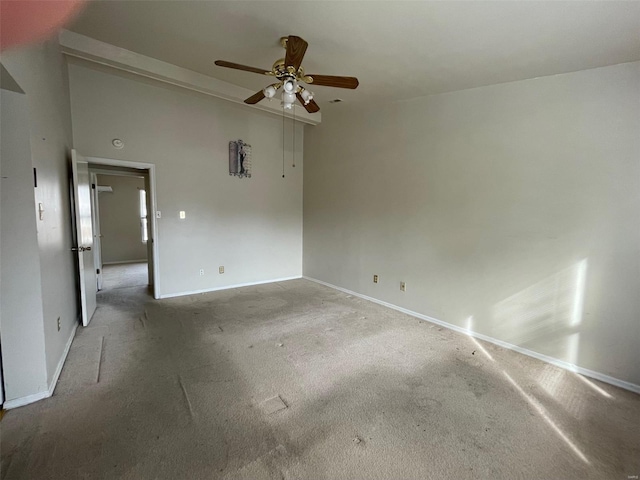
[
  {"left": 92, "top": 183, "right": 96, "bottom": 190},
  {"left": 33, "top": 168, "right": 38, "bottom": 188},
  {"left": 97, "top": 268, "right": 100, "bottom": 274}
]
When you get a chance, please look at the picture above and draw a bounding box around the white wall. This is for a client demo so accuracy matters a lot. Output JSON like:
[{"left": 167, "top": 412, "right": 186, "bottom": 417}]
[
  {"left": 97, "top": 174, "right": 148, "bottom": 264},
  {"left": 0, "top": 88, "right": 49, "bottom": 401},
  {"left": 1, "top": 40, "right": 79, "bottom": 393},
  {"left": 68, "top": 61, "right": 303, "bottom": 297},
  {"left": 304, "top": 62, "right": 640, "bottom": 387}
]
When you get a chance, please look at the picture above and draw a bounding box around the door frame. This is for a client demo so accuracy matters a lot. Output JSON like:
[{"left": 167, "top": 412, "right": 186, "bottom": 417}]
[
  {"left": 89, "top": 172, "right": 103, "bottom": 291},
  {"left": 85, "top": 156, "right": 160, "bottom": 299}
]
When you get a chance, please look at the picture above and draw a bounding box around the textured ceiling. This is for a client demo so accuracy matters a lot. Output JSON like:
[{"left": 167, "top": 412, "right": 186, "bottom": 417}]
[{"left": 67, "top": 1, "right": 640, "bottom": 108}]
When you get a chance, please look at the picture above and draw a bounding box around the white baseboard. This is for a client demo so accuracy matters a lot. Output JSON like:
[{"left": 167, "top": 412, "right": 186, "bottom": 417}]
[
  {"left": 159, "top": 276, "right": 302, "bottom": 299},
  {"left": 3, "top": 319, "right": 79, "bottom": 410},
  {"left": 102, "top": 259, "right": 147, "bottom": 265},
  {"left": 303, "top": 276, "right": 640, "bottom": 395},
  {"left": 3, "top": 390, "right": 50, "bottom": 410},
  {"left": 48, "top": 321, "right": 78, "bottom": 396}
]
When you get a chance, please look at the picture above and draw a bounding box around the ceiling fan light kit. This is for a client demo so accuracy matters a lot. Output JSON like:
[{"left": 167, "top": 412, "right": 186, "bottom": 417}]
[{"left": 214, "top": 35, "right": 359, "bottom": 113}]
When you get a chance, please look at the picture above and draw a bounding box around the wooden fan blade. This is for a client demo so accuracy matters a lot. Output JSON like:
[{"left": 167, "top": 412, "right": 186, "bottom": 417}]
[
  {"left": 244, "top": 90, "right": 266, "bottom": 105},
  {"left": 285, "top": 36, "right": 308, "bottom": 71},
  {"left": 215, "top": 60, "right": 271, "bottom": 75},
  {"left": 296, "top": 93, "right": 320, "bottom": 113},
  {"left": 306, "top": 74, "right": 359, "bottom": 89}
]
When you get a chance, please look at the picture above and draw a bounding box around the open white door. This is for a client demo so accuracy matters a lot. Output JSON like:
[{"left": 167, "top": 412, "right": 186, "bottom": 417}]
[{"left": 71, "top": 150, "right": 97, "bottom": 326}]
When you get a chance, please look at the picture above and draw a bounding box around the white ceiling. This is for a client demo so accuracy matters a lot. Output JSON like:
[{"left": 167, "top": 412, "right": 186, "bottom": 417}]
[{"left": 67, "top": 1, "right": 640, "bottom": 108}]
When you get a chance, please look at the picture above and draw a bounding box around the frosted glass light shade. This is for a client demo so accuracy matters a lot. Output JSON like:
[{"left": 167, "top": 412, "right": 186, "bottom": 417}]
[
  {"left": 283, "top": 79, "right": 296, "bottom": 93},
  {"left": 263, "top": 85, "right": 277, "bottom": 98},
  {"left": 300, "top": 89, "right": 314, "bottom": 104},
  {"left": 282, "top": 90, "right": 296, "bottom": 104}
]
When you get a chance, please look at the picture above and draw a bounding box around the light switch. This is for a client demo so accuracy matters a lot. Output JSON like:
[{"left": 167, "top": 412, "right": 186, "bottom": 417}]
[
  {"left": 38, "top": 203, "right": 44, "bottom": 220},
  {"left": 179, "top": 211, "right": 186, "bottom": 219},
  {"left": 156, "top": 211, "right": 162, "bottom": 219}
]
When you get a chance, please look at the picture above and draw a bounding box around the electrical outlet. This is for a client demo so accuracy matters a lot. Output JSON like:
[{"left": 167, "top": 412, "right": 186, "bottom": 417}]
[
  {"left": 219, "top": 266, "right": 224, "bottom": 274},
  {"left": 57, "top": 317, "right": 61, "bottom": 331},
  {"left": 373, "top": 274, "right": 379, "bottom": 284},
  {"left": 400, "top": 282, "right": 406, "bottom": 292},
  {"left": 199, "top": 269, "right": 205, "bottom": 276},
  {"left": 179, "top": 211, "right": 186, "bottom": 219}
]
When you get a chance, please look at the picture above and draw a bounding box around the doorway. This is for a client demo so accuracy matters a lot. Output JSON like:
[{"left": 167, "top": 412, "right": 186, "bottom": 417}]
[
  {"left": 90, "top": 166, "right": 151, "bottom": 292},
  {"left": 80, "top": 156, "right": 160, "bottom": 303}
]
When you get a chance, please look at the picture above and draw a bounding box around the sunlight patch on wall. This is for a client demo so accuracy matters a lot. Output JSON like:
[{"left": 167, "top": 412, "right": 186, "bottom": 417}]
[
  {"left": 570, "top": 259, "right": 588, "bottom": 327},
  {"left": 567, "top": 332, "right": 580, "bottom": 365},
  {"left": 492, "top": 259, "right": 588, "bottom": 362}
]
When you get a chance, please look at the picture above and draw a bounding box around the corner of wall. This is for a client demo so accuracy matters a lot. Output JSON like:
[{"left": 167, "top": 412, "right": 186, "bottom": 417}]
[{"left": 1, "top": 37, "right": 79, "bottom": 402}]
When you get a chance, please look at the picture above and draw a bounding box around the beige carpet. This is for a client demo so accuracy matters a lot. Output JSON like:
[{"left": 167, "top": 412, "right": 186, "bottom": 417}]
[
  {"left": 101, "top": 262, "right": 148, "bottom": 290},
  {"left": 1, "top": 279, "right": 638, "bottom": 479}
]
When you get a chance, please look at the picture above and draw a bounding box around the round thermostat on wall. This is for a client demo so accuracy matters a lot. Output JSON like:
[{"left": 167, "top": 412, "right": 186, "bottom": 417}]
[{"left": 112, "top": 138, "right": 124, "bottom": 149}]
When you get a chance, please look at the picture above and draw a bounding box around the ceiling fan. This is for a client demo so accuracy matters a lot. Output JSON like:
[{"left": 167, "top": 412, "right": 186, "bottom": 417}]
[{"left": 215, "top": 35, "right": 359, "bottom": 113}]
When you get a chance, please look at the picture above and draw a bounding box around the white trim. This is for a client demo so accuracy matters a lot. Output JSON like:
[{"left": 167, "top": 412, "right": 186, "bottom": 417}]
[
  {"left": 84, "top": 156, "right": 161, "bottom": 299},
  {"left": 3, "top": 390, "right": 50, "bottom": 410},
  {"left": 303, "top": 276, "right": 640, "bottom": 395},
  {"left": 59, "top": 30, "right": 320, "bottom": 126},
  {"left": 47, "top": 322, "right": 78, "bottom": 396},
  {"left": 102, "top": 259, "right": 148, "bottom": 265},
  {"left": 159, "top": 276, "right": 301, "bottom": 299},
  {"left": 3, "top": 321, "right": 79, "bottom": 409}
]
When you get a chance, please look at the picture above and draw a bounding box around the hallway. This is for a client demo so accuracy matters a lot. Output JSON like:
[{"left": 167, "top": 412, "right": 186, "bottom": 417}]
[{"left": 1, "top": 279, "right": 639, "bottom": 479}]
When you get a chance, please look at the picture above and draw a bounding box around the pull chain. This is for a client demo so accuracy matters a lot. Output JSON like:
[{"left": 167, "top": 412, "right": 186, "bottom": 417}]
[
  {"left": 282, "top": 105, "right": 285, "bottom": 178},
  {"left": 292, "top": 105, "right": 296, "bottom": 168}
]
